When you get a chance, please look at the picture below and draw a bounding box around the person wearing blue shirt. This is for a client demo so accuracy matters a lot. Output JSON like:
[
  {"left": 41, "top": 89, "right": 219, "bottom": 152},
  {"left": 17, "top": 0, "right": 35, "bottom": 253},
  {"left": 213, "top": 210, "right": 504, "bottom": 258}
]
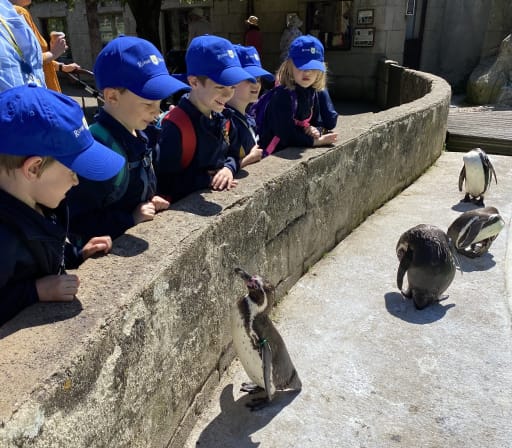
[
  {"left": 226, "top": 44, "right": 275, "bottom": 168},
  {"left": 156, "top": 35, "right": 255, "bottom": 202},
  {"left": 258, "top": 35, "right": 338, "bottom": 154},
  {"left": 0, "top": 85, "right": 124, "bottom": 326},
  {"left": 66, "top": 36, "right": 190, "bottom": 245},
  {"left": 0, "top": 0, "right": 44, "bottom": 90}
]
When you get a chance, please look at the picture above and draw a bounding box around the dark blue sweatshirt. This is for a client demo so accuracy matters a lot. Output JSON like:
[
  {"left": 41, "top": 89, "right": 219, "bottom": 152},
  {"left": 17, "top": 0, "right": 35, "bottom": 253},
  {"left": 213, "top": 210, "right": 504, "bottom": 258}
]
[
  {"left": 66, "top": 108, "right": 157, "bottom": 244},
  {"left": 0, "top": 190, "right": 81, "bottom": 326},
  {"left": 258, "top": 85, "right": 338, "bottom": 153},
  {"left": 156, "top": 95, "right": 241, "bottom": 202}
]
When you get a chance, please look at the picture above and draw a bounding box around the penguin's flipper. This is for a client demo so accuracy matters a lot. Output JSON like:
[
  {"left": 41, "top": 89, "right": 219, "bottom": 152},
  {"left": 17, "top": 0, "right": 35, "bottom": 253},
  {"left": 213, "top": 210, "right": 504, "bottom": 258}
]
[
  {"left": 486, "top": 157, "right": 498, "bottom": 185},
  {"left": 458, "top": 165, "right": 466, "bottom": 192},
  {"left": 397, "top": 249, "right": 413, "bottom": 290},
  {"left": 261, "top": 340, "right": 274, "bottom": 402}
]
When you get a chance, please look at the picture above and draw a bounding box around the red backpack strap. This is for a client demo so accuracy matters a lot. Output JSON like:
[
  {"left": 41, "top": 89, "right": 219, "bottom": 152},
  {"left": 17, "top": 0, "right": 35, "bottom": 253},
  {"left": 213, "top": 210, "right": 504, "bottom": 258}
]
[{"left": 162, "top": 106, "right": 197, "bottom": 169}]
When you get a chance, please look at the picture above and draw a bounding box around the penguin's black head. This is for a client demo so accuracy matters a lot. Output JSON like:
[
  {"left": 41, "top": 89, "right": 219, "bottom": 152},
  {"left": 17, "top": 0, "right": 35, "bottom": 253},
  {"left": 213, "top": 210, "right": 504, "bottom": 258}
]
[{"left": 234, "top": 267, "right": 275, "bottom": 307}]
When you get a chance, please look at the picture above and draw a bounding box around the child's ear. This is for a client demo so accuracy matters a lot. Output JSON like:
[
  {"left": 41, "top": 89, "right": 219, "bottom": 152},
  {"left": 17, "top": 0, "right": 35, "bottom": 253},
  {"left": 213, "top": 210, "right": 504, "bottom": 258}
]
[
  {"left": 103, "top": 87, "right": 120, "bottom": 105},
  {"left": 187, "top": 76, "right": 200, "bottom": 88},
  {"left": 22, "top": 156, "right": 44, "bottom": 180}
]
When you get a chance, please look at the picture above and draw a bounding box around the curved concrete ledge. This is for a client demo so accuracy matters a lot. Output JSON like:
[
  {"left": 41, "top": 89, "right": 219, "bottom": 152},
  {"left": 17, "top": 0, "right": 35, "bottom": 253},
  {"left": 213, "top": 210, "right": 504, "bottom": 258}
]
[{"left": 0, "top": 69, "right": 451, "bottom": 448}]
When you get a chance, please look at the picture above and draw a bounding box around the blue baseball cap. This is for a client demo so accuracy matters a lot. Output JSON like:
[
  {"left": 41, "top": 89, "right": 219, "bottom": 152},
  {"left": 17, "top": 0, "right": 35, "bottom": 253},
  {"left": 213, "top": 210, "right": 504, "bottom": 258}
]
[
  {"left": 233, "top": 45, "right": 274, "bottom": 82},
  {"left": 94, "top": 35, "right": 190, "bottom": 100},
  {"left": 186, "top": 35, "right": 256, "bottom": 86},
  {"left": 288, "top": 35, "right": 325, "bottom": 72},
  {"left": 0, "top": 84, "right": 125, "bottom": 181}
]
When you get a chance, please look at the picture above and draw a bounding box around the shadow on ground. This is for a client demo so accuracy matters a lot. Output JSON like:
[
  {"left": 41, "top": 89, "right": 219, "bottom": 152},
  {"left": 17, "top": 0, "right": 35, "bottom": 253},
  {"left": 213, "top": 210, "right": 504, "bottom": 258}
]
[
  {"left": 384, "top": 292, "right": 455, "bottom": 324},
  {"left": 194, "top": 384, "right": 300, "bottom": 448}
]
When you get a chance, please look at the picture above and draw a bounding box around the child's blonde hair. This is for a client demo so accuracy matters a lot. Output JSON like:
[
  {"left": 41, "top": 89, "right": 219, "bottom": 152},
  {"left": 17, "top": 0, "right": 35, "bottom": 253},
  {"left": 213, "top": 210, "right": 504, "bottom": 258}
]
[
  {"left": 276, "top": 59, "right": 327, "bottom": 91},
  {"left": 0, "top": 155, "right": 54, "bottom": 176}
]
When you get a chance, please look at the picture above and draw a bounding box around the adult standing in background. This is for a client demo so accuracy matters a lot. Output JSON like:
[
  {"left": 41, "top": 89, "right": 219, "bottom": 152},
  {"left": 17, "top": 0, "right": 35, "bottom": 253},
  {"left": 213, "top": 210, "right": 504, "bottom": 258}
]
[
  {"left": 187, "top": 8, "right": 212, "bottom": 46},
  {"left": 279, "top": 13, "right": 303, "bottom": 62},
  {"left": 0, "top": 0, "right": 44, "bottom": 90},
  {"left": 244, "top": 15, "right": 262, "bottom": 54},
  {"left": 10, "top": 0, "right": 80, "bottom": 92}
]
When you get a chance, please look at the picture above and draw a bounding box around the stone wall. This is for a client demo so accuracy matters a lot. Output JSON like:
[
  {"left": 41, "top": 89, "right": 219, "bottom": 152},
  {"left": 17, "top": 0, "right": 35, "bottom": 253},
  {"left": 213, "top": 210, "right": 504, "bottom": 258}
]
[{"left": 0, "top": 68, "right": 451, "bottom": 448}]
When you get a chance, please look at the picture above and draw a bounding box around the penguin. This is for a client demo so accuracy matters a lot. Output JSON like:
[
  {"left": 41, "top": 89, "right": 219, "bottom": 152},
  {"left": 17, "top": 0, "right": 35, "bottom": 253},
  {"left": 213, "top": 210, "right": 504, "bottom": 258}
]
[
  {"left": 232, "top": 267, "right": 301, "bottom": 408},
  {"left": 447, "top": 206, "right": 505, "bottom": 258},
  {"left": 458, "top": 148, "right": 497, "bottom": 206},
  {"left": 396, "top": 224, "right": 457, "bottom": 310}
]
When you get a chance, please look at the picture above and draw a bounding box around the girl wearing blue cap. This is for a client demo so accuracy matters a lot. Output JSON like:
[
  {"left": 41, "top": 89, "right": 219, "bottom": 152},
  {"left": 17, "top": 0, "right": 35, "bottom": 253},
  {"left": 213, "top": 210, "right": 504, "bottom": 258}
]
[
  {"left": 256, "top": 35, "right": 338, "bottom": 155},
  {"left": 226, "top": 45, "right": 274, "bottom": 168}
]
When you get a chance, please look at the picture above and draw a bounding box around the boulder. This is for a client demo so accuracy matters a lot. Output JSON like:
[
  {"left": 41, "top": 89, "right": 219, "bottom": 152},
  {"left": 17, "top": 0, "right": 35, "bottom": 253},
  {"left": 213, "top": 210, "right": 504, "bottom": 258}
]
[{"left": 467, "top": 33, "right": 512, "bottom": 105}]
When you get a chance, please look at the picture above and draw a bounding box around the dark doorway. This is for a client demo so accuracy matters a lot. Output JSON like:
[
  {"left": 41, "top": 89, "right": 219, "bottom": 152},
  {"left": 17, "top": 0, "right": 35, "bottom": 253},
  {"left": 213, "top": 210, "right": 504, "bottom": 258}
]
[{"left": 403, "top": 0, "right": 428, "bottom": 69}]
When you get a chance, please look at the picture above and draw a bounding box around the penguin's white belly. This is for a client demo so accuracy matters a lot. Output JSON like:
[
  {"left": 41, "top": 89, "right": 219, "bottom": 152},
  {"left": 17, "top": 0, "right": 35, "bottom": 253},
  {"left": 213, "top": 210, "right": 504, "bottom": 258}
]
[
  {"left": 464, "top": 160, "right": 485, "bottom": 196},
  {"left": 231, "top": 314, "right": 265, "bottom": 388}
]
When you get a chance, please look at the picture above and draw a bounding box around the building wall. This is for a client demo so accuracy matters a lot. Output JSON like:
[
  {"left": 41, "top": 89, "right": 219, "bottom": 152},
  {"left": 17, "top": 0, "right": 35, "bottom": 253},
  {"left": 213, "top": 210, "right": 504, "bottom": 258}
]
[{"left": 28, "top": 0, "right": 512, "bottom": 100}]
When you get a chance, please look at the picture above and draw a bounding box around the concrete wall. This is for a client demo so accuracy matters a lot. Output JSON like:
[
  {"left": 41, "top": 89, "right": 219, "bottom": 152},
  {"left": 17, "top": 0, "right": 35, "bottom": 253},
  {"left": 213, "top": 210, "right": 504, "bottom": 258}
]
[{"left": 0, "top": 68, "right": 450, "bottom": 448}]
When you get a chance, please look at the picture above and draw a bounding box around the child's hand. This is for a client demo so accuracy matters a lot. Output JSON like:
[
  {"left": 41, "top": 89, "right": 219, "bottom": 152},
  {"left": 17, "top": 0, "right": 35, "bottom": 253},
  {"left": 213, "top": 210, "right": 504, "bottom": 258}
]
[
  {"left": 241, "top": 145, "right": 263, "bottom": 168},
  {"left": 305, "top": 125, "right": 321, "bottom": 139},
  {"left": 314, "top": 132, "right": 338, "bottom": 146},
  {"left": 133, "top": 201, "right": 157, "bottom": 224},
  {"left": 81, "top": 236, "right": 112, "bottom": 260},
  {"left": 211, "top": 167, "right": 238, "bottom": 191},
  {"left": 36, "top": 274, "right": 79, "bottom": 302},
  {"left": 151, "top": 195, "right": 170, "bottom": 211}
]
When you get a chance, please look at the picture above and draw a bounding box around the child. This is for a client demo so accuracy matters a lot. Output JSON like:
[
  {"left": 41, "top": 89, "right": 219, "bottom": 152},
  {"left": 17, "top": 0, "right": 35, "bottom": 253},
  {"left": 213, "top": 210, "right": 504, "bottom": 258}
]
[
  {"left": 66, "top": 35, "right": 190, "bottom": 244},
  {"left": 0, "top": 84, "right": 125, "bottom": 326},
  {"left": 226, "top": 45, "right": 274, "bottom": 168},
  {"left": 156, "top": 35, "right": 255, "bottom": 202},
  {"left": 257, "top": 34, "right": 338, "bottom": 154}
]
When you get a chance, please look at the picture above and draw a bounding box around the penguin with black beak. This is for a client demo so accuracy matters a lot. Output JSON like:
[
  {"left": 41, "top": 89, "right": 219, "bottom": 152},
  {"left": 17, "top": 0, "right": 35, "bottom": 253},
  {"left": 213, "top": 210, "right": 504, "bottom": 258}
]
[
  {"left": 447, "top": 206, "right": 505, "bottom": 258},
  {"left": 396, "top": 224, "right": 457, "bottom": 310},
  {"left": 232, "top": 267, "right": 301, "bottom": 409},
  {"left": 458, "top": 148, "right": 498, "bottom": 206}
]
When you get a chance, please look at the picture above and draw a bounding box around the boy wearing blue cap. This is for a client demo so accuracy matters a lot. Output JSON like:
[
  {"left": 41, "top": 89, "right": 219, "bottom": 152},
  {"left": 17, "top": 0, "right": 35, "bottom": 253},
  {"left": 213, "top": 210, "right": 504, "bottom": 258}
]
[
  {"left": 226, "top": 45, "right": 274, "bottom": 168},
  {"left": 0, "top": 84, "right": 125, "bottom": 326},
  {"left": 66, "top": 36, "right": 190, "bottom": 244},
  {"left": 256, "top": 35, "right": 338, "bottom": 154},
  {"left": 156, "top": 35, "right": 255, "bottom": 202}
]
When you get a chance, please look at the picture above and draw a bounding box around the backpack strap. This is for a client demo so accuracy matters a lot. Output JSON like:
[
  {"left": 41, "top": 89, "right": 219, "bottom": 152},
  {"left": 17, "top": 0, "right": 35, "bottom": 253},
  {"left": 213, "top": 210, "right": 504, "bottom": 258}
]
[{"left": 162, "top": 106, "right": 197, "bottom": 169}]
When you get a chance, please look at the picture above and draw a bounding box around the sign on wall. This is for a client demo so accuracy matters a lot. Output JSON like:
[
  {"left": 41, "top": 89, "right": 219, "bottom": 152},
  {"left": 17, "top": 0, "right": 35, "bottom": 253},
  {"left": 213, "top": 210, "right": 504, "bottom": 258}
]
[{"left": 352, "top": 27, "right": 375, "bottom": 47}]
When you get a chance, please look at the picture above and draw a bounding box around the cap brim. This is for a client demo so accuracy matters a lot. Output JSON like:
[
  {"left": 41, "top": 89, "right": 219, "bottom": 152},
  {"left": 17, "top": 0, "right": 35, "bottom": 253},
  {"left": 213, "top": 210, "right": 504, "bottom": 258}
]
[
  {"left": 172, "top": 73, "right": 189, "bottom": 84},
  {"left": 57, "top": 140, "right": 126, "bottom": 181},
  {"left": 243, "top": 65, "right": 275, "bottom": 82},
  {"left": 138, "top": 74, "right": 191, "bottom": 100},
  {"left": 293, "top": 59, "right": 325, "bottom": 72},
  {"left": 209, "top": 66, "right": 256, "bottom": 86}
]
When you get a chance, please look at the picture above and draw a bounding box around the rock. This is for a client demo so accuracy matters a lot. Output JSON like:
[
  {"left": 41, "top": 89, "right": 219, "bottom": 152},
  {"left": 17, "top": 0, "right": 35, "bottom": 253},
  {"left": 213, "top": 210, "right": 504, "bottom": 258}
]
[{"left": 467, "top": 33, "right": 512, "bottom": 105}]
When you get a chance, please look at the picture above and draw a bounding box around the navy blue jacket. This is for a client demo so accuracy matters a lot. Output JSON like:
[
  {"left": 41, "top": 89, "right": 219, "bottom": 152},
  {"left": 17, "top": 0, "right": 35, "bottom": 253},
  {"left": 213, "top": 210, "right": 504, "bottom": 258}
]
[
  {"left": 0, "top": 190, "right": 81, "bottom": 326},
  {"left": 67, "top": 108, "right": 157, "bottom": 244},
  {"left": 225, "top": 106, "right": 258, "bottom": 160},
  {"left": 156, "top": 96, "right": 241, "bottom": 202},
  {"left": 259, "top": 85, "right": 338, "bottom": 153}
]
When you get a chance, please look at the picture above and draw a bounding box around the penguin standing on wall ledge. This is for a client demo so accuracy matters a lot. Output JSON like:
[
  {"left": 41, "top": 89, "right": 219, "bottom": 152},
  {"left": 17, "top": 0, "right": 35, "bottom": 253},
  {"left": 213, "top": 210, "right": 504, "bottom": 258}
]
[
  {"left": 232, "top": 267, "right": 301, "bottom": 409},
  {"left": 458, "top": 148, "right": 497, "bottom": 206},
  {"left": 396, "top": 224, "right": 457, "bottom": 310},
  {"left": 447, "top": 206, "right": 505, "bottom": 258}
]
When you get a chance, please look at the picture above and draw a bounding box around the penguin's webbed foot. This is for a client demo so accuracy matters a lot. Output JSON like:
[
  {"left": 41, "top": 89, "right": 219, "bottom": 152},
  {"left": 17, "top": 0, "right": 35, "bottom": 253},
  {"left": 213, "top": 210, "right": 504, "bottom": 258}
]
[
  {"left": 437, "top": 295, "right": 449, "bottom": 303},
  {"left": 461, "top": 193, "right": 472, "bottom": 203},
  {"left": 240, "top": 382, "right": 264, "bottom": 395},
  {"left": 473, "top": 196, "right": 485, "bottom": 206}
]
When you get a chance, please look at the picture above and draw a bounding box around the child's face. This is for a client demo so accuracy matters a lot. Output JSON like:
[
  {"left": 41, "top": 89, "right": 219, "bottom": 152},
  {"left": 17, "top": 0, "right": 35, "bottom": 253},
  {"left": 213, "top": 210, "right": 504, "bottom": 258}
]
[
  {"left": 31, "top": 159, "right": 79, "bottom": 209},
  {"left": 292, "top": 65, "right": 320, "bottom": 89},
  {"left": 105, "top": 89, "right": 161, "bottom": 133},
  {"left": 189, "top": 77, "right": 236, "bottom": 116},
  {"left": 232, "top": 78, "right": 261, "bottom": 107}
]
